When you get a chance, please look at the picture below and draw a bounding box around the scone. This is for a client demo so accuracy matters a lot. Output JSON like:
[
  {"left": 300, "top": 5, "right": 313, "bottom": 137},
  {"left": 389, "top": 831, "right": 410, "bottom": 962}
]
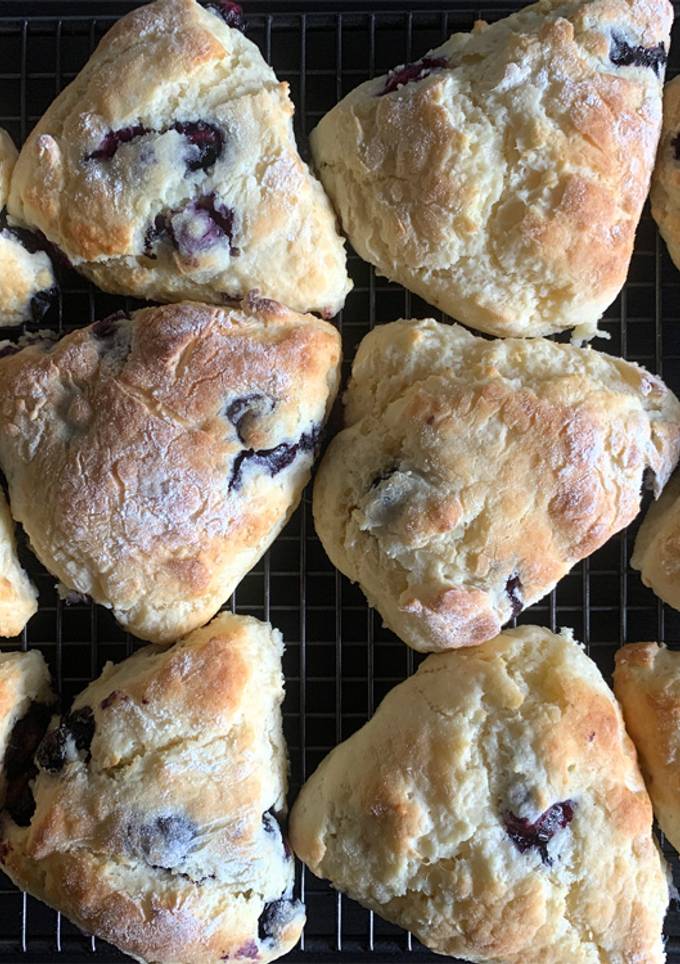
[
  {"left": 0, "top": 491, "right": 37, "bottom": 638},
  {"left": 313, "top": 318, "right": 680, "bottom": 652},
  {"left": 651, "top": 76, "right": 680, "bottom": 271},
  {"left": 0, "top": 650, "right": 54, "bottom": 821},
  {"left": 631, "top": 470, "right": 680, "bottom": 609},
  {"left": 0, "top": 297, "right": 341, "bottom": 643},
  {"left": 0, "top": 612, "right": 304, "bottom": 964},
  {"left": 290, "top": 625, "right": 669, "bottom": 963},
  {"left": 7, "top": 0, "right": 351, "bottom": 318},
  {"left": 0, "top": 129, "right": 56, "bottom": 326},
  {"left": 310, "top": 0, "right": 671, "bottom": 339},
  {"left": 614, "top": 642, "right": 680, "bottom": 856}
]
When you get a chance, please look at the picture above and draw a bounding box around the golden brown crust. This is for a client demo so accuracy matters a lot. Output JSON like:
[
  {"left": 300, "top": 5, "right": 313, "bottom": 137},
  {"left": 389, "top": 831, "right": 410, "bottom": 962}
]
[
  {"left": 0, "top": 492, "right": 37, "bottom": 638},
  {"left": 0, "top": 299, "right": 341, "bottom": 642},
  {"left": 313, "top": 318, "right": 680, "bottom": 652},
  {"left": 290, "top": 625, "right": 668, "bottom": 962},
  {"left": 0, "top": 613, "right": 304, "bottom": 964},
  {"left": 7, "top": 0, "right": 351, "bottom": 317},
  {"left": 631, "top": 470, "right": 680, "bottom": 609},
  {"left": 614, "top": 642, "right": 680, "bottom": 856},
  {"left": 310, "top": 0, "right": 671, "bottom": 338},
  {"left": 651, "top": 76, "right": 680, "bottom": 270}
]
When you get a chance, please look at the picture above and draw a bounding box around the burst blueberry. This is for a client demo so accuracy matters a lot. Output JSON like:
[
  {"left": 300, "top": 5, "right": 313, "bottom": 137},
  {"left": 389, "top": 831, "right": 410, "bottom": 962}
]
[
  {"left": 504, "top": 800, "right": 575, "bottom": 865},
  {"left": 380, "top": 57, "right": 448, "bottom": 96}
]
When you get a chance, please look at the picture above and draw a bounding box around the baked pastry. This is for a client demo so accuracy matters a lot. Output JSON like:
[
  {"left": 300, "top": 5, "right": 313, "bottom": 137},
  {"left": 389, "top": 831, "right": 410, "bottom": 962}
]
[
  {"left": 310, "top": 0, "right": 671, "bottom": 339},
  {"left": 313, "top": 318, "right": 680, "bottom": 652},
  {"left": 0, "top": 649, "right": 53, "bottom": 821},
  {"left": 614, "top": 642, "right": 680, "bottom": 856},
  {"left": 0, "top": 297, "right": 341, "bottom": 643},
  {"left": 0, "top": 129, "right": 56, "bottom": 326},
  {"left": 631, "top": 470, "right": 680, "bottom": 609},
  {"left": 7, "top": 0, "right": 351, "bottom": 318},
  {"left": 651, "top": 76, "right": 680, "bottom": 271},
  {"left": 290, "top": 625, "right": 668, "bottom": 963},
  {"left": 0, "top": 491, "right": 37, "bottom": 638},
  {"left": 0, "top": 612, "right": 305, "bottom": 964}
]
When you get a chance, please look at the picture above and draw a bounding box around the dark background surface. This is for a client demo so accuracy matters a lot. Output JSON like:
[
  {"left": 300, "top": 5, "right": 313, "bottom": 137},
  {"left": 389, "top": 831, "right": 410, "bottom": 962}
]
[{"left": 0, "top": 0, "right": 679, "bottom": 960}]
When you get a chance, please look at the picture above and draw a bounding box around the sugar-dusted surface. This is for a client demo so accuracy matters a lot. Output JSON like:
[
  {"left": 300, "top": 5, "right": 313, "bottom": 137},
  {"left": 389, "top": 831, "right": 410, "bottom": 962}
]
[{"left": 0, "top": 2, "right": 678, "bottom": 962}]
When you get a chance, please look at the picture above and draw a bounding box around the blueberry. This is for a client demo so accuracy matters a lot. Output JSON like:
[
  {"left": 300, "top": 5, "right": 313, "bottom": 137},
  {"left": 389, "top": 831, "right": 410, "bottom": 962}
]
[
  {"left": 225, "top": 394, "right": 275, "bottom": 443},
  {"left": 145, "top": 196, "right": 237, "bottom": 260},
  {"left": 379, "top": 57, "right": 448, "bottom": 96},
  {"left": 258, "top": 898, "right": 304, "bottom": 942},
  {"left": 29, "top": 286, "right": 57, "bottom": 323},
  {"left": 91, "top": 310, "right": 129, "bottom": 340},
  {"left": 143, "top": 213, "right": 174, "bottom": 259},
  {"left": 173, "top": 121, "right": 223, "bottom": 173},
  {"left": 504, "top": 800, "right": 575, "bottom": 865},
  {"left": 128, "top": 814, "right": 197, "bottom": 869},
  {"left": 505, "top": 575, "right": 523, "bottom": 619},
  {"left": 200, "top": 0, "right": 246, "bottom": 31},
  {"left": 4, "top": 702, "right": 53, "bottom": 779},
  {"left": 87, "top": 125, "right": 150, "bottom": 161},
  {"left": 609, "top": 34, "right": 666, "bottom": 75},
  {"left": 36, "top": 706, "right": 95, "bottom": 772},
  {"left": 228, "top": 428, "right": 318, "bottom": 492}
]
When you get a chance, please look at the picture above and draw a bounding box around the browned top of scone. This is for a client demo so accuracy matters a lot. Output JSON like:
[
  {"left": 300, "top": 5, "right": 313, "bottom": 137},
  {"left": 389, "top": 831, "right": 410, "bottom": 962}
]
[{"left": 0, "top": 297, "right": 340, "bottom": 642}]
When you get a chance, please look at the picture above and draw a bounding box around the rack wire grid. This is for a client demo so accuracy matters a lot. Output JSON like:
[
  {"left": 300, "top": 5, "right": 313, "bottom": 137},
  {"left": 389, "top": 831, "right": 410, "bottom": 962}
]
[{"left": 0, "top": 0, "right": 679, "bottom": 960}]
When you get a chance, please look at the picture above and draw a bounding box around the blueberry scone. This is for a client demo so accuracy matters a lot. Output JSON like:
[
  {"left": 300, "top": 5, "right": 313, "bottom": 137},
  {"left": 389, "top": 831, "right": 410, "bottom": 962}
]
[
  {"left": 0, "top": 297, "right": 341, "bottom": 643},
  {"left": 631, "top": 470, "right": 680, "bottom": 610},
  {"left": 310, "top": 0, "right": 671, "bottom": 339},
  {"left": 614, "top": 642, "right": 680, "bottom": 856},
  {"left": 290, "top": 625, "right": 669, "bottom": 963},
  {"left": 0, "top": 612, "right": 304, "bottom": 964},
  {"left": 313, "top": 319, "right": 680, "bottom": 652},
  {"left": 0, "top": 129, "right": 56, "bottom": 326},
  {"left": 0, "top": 492, "right": 37, "bottom": 638},
  {"left": 0, "top": 650, "right": 54, "bottom": 823},
  {"left": 7, "top": 0, "right": 351, "bottom": 318},
  {"left": 651, "top": 76, "right": 680, "bottom": 271}
]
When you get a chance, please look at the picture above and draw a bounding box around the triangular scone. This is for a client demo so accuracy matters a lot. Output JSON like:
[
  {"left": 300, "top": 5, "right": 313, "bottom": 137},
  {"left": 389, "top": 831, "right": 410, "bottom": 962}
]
[
  {"left": 7, "top": 0, "right": 351, "bottom": 318},
  {"left": 614, "top": 643, "right": 680, "bottom": 857},
  {"left": 310, "top": 0, "right": 671, "bottom": 339},
  {"left": 313, "top": 319, "right": 680, "bottom": 652},
  {"left": 0, "top": 650, "right": 54, "bottom": 818},
  {"left": 0, "top": 129, "right": 56, "bottom": 326},
  {"left": 0, "top": 298, "right": 341, "bottom": 643},
  {"left": 651, "top": 76, "right": 680, "bottom": 270},
  {"left": 290, "top": 626, "right": 668, "bottom": 963},
  {"left": 0, "top": 492, "right": 37, "bottom": 638},
  {"left": 0, "top": 613, "right": 305, "bottom": 964},
  {"left": 631, "top": 470, "right": 680, "bottom": 609}
]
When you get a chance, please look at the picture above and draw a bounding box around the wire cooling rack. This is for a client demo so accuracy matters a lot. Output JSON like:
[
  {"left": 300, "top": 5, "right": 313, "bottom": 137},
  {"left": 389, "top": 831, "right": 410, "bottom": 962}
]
[{"left": 0, "top": 2, "right": 679, "bottom": 961}]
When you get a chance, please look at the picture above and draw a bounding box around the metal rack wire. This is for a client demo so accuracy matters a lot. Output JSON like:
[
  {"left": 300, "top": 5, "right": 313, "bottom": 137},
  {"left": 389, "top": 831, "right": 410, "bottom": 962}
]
[{"left": 0, "top": 3, "right": 679, "bottom": 960}]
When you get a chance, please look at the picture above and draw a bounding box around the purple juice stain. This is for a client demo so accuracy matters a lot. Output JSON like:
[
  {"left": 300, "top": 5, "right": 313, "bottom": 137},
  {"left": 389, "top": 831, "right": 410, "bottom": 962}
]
[
  {"left": 200, "top": 0, "right": 246, "bottom": 31},
  {"left": 379, "top": 56, "right": 448, "bottom": 96},
  {"left": 505, "top": 574, "right": 523, "bottom": 619},
  {"left": 504, "top": 800, "right": 575, "bottom": 865},
  {"left": 609, "top": 34, "right": 666, "bottom": 75}
]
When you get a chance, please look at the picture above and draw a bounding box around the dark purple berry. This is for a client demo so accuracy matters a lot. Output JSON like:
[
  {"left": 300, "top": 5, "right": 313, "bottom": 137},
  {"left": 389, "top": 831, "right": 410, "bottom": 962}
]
[
  {"left": 609, "top": 34, "right": 666, "bottom": 75},
  {"left": 5, "top": 777, "right": 37, "bottom": 827},
  {"left": 143, "top": 213, "right": 174, "bottom": 259},
  {"left": 173, "top": 121, "right": 223, "bottom": 173},
  {"left": 225, "top": 394, "right": 274, "bottom": 442},
  {"left": 3, "top": 702, "right": 53, "bottom": 779},
  {"left": 504, "top": 800, "right": 575, "bottom": 865},
  {"left": 505, "top": 575, "right": 523, "bottom": 619},
  {"left": 128, "top": 814, "right": 197, "bottom": 869},
  {"left": 258, "top": 898, "right": 304, "bottom": 942},
  {"left": 87, "top": 125, "right": 150, "bottom": 161},
  {"left": 201, "top": 0, "right": 246, "bottom": 31},
  {"left": 380, "top": 57, "right": 448, "bottom": 96},
  {"left": 228, "top": 428, "right": 318, "bottom": 492},
  {"left": 36, "top": 705, "right": 95, "bottom": 772},
  {"left": 28, "top": 286, "right": 57, "bottom": 324},
  {"left": 91, "top": 310, "right": 129, "bottom": 340}
]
